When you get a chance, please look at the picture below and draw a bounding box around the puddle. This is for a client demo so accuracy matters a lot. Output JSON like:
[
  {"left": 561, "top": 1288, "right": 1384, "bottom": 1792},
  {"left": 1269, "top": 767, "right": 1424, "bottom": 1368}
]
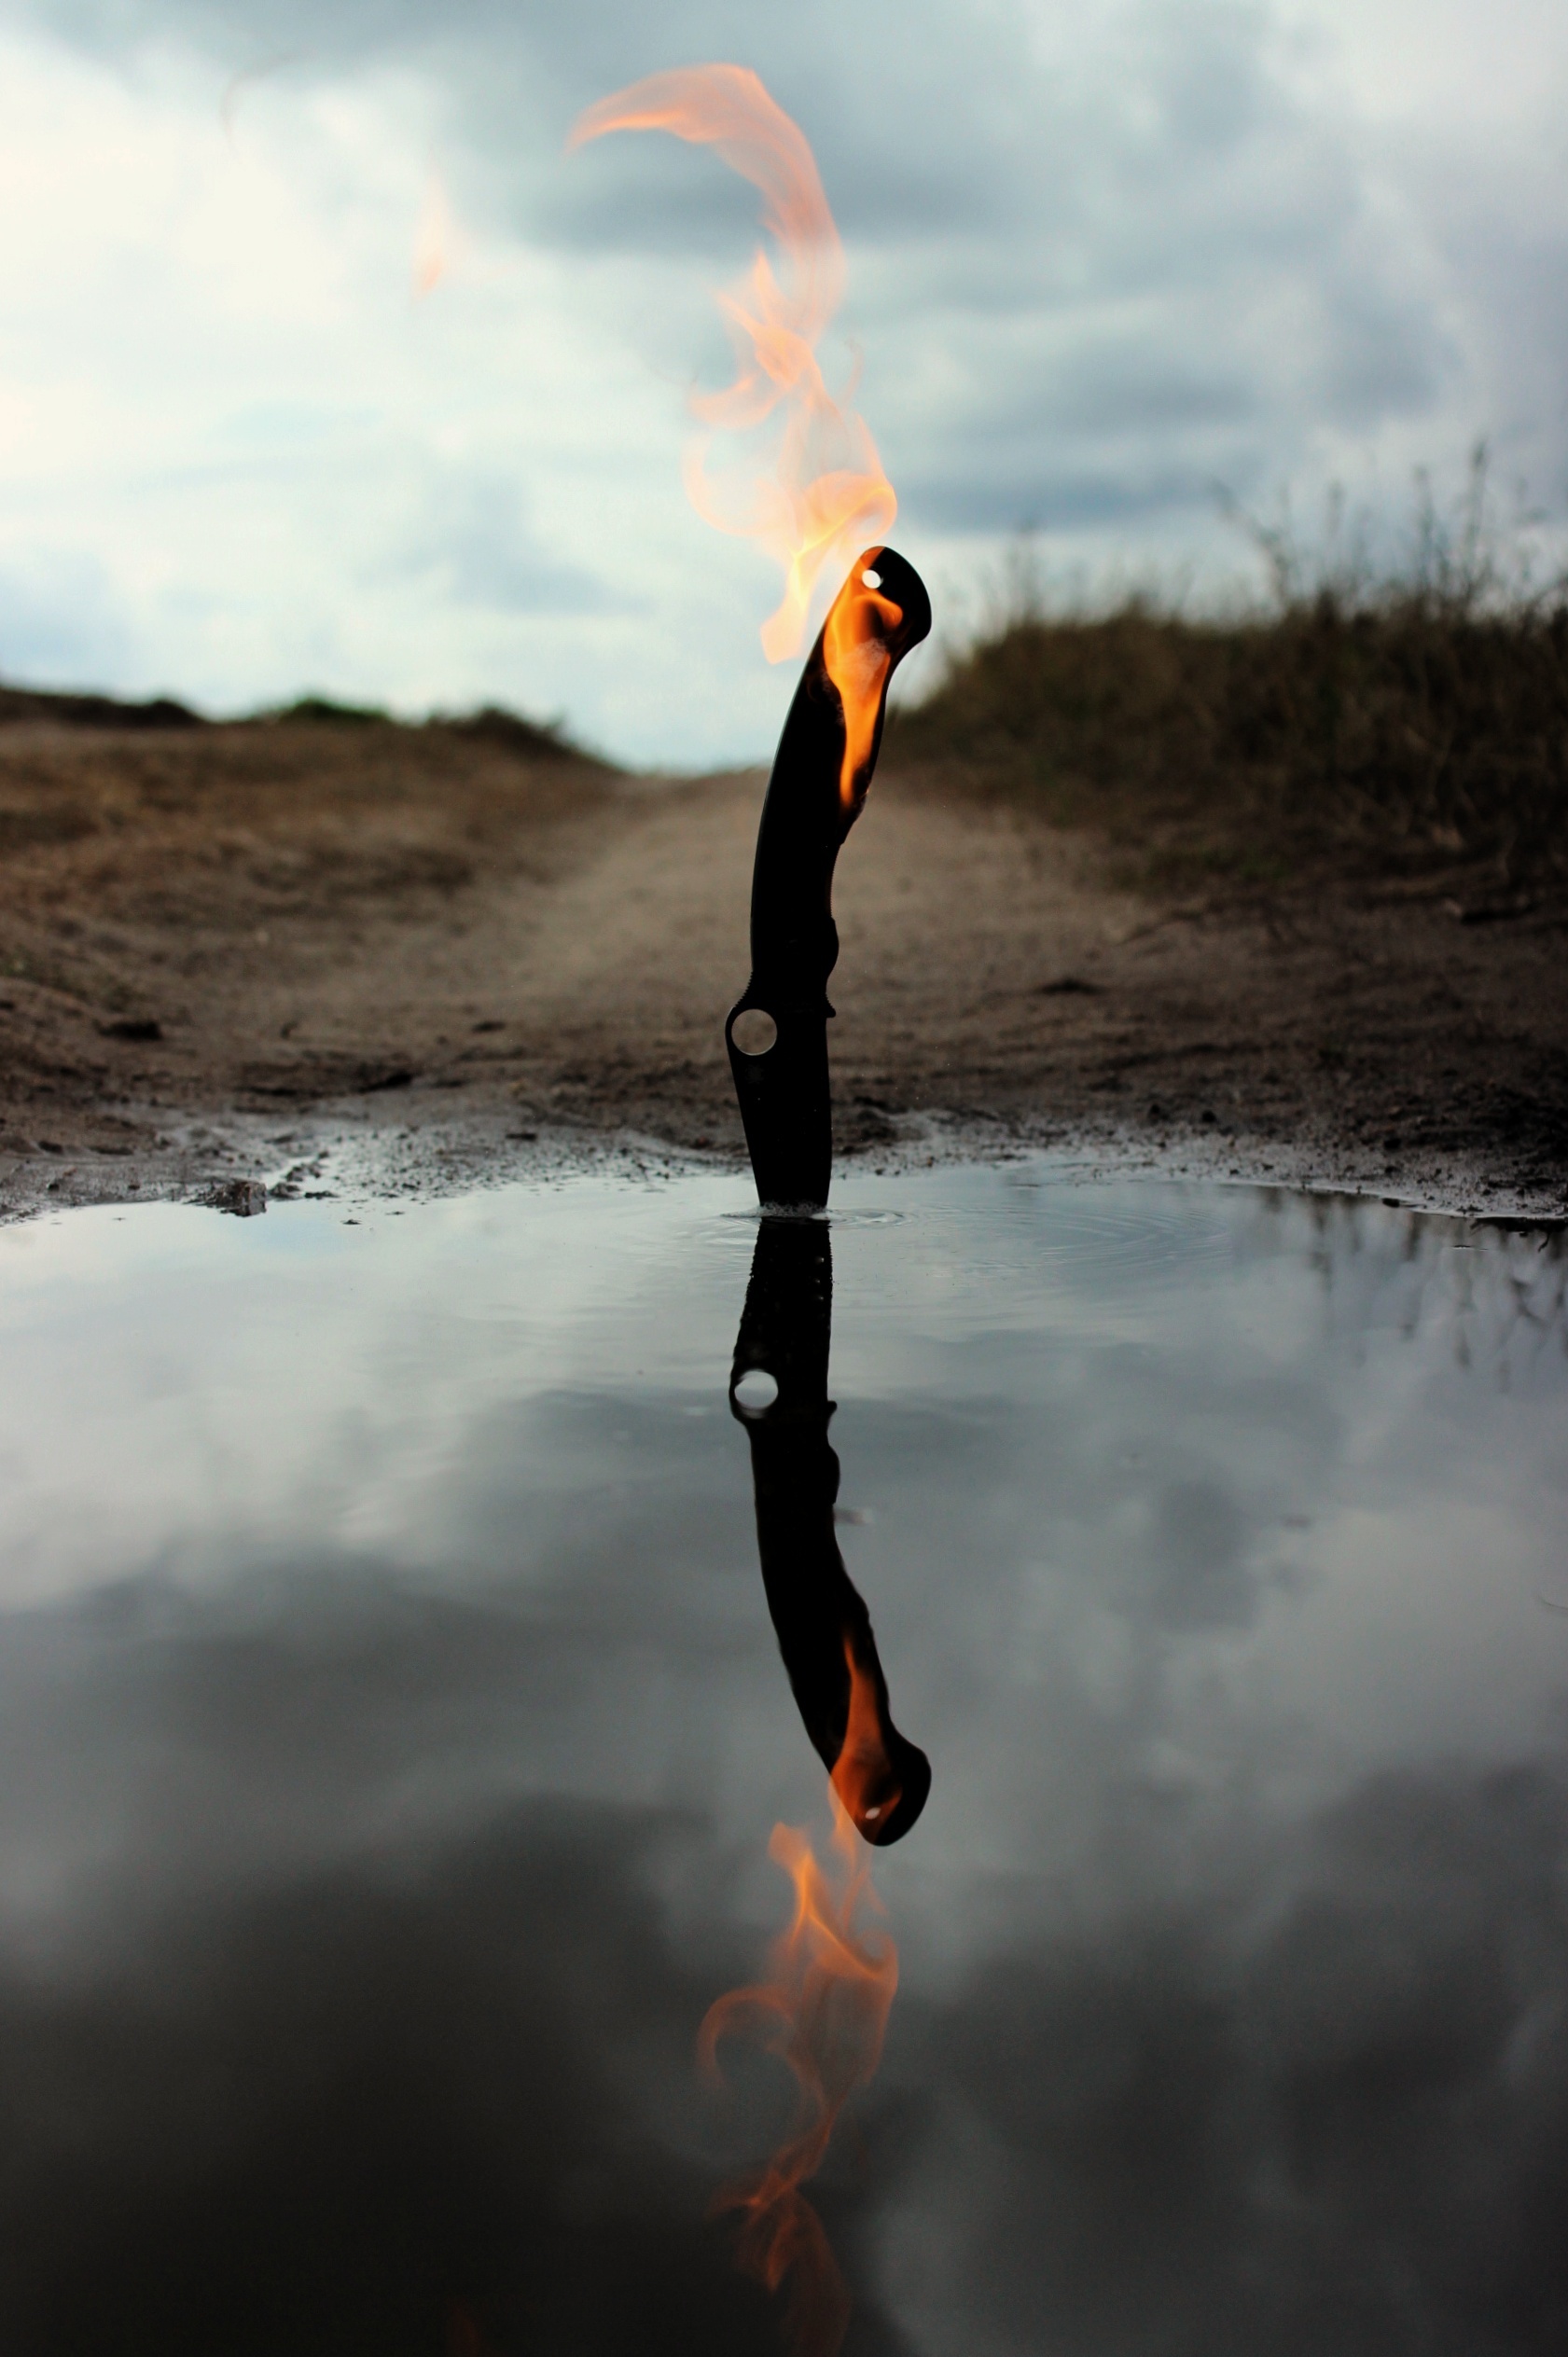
[{"left": 0, "top": 1163, "right": 1565, "bottom": 2354}]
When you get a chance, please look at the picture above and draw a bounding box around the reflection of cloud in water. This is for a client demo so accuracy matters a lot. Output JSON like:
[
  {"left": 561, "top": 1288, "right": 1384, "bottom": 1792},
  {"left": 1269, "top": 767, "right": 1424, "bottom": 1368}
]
[
  {"left": 1145, "top": 1477, "right": 1252, "bottom": 1630},
  {"left": 0, "top": 1804, "right": 798, "bottom": 2355},
  {"left": 1, "top": 1741, "right": 1563, "bottom": 2351},
  {"left": 0, "top": 1172, "right": 1561, "bottom": 2349},
  {"left": 885, "top": 1756, "right": 1568, "bottom": 2356}
]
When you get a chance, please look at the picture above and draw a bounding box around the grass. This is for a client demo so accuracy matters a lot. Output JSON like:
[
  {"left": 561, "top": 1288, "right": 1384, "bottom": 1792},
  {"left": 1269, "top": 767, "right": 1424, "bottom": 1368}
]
[
  {"left": 264, "top": 697, "right": 594, "bottom": 762},
  {"left": 0, "top": 685, "right": 201, "bottom": 729},
  {"left": 435, "top": 705, "right": 591, "bottom": 762},
  {"left": 266, "top": 693, "right": 390, "bottom": 727},
  {"left": 0, "top": 680, "right": 592, "bottom": 765},
  {"left": 892, "top": 463, "right": 1568, "bottom": 902}
]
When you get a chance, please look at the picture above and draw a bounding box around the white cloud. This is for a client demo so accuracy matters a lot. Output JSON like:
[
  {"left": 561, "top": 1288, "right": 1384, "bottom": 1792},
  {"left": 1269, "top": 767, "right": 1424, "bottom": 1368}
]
[{"left": 0, "top": 0, "right": 1563, "bottom": 759}]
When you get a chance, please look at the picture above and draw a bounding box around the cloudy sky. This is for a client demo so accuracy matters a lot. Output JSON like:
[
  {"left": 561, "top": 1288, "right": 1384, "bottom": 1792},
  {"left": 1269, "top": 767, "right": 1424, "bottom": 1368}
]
[{"left": 2, "top": 0, "right": 1565, "bottom": 763}]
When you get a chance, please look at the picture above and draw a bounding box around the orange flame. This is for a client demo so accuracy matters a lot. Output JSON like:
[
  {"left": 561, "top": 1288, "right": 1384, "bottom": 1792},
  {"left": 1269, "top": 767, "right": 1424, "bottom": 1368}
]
[
  {"left": 700, "top": 1646, "right": 899, "bottom": 2356},
  {"left": 829, "top": 1633, "right": 905, "bottom": 1830},
  {"left": 569, "top": 64, "right": 896, "bottom": 661},
  {"left": 822, "top": 557, "right": 904, "bottom": 813},
  {"left": 412, "top": 165, "right": 457, "bottom": 299}
]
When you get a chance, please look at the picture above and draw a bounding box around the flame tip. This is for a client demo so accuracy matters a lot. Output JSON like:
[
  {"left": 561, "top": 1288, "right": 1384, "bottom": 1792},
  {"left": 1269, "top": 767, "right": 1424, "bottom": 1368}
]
[{"left": 571, "top": 62, "right": 895, "bottom": 662}]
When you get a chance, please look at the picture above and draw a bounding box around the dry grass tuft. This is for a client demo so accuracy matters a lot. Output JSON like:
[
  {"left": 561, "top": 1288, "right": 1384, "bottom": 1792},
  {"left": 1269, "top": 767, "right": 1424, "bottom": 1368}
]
[{"left": 892, "top": 465, "right": 1568, "bottom": 902}]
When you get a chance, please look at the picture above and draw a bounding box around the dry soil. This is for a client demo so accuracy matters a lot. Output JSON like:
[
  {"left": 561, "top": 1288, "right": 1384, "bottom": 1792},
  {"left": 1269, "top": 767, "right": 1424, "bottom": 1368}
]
[{"left": 0, "top": 716, "right": 1562, "bottom": 1222}]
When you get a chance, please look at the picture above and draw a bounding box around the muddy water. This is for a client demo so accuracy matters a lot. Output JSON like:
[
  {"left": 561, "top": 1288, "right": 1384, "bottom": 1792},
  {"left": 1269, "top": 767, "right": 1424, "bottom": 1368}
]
[{"left": 0, "top": 1166, "right": 1563, "bottom": 2355}]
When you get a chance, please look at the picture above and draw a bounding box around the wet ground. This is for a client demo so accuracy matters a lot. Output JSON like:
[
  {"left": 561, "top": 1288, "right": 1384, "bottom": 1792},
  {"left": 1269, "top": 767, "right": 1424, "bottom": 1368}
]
[{"left": 1, "top": 1161, "right": 1565, "bottom": 2354}]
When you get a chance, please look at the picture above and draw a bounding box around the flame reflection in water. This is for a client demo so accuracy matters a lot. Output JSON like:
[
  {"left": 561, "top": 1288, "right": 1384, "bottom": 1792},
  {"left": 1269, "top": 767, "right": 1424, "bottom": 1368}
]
[{"left": 699, "top": 1784, "right": 898, "bottom": 2357}]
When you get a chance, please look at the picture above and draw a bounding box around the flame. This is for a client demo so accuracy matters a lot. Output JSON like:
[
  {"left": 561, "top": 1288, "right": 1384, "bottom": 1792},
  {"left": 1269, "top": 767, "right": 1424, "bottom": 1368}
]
[
  {"left": 699, "top": 1646, "right": 899, "bottom": 2356},
  {"left": 569, "top": 64, "right": 896, "bottom": 661},
  {"left": 821, "top": 559, "right": 904, "bottom": 813},
  {"left": 412, "top": 165, "right": 457, "bottom": 299},
  {"left": 829, "top": 1634, "right": 904, "bottom": 1828}
]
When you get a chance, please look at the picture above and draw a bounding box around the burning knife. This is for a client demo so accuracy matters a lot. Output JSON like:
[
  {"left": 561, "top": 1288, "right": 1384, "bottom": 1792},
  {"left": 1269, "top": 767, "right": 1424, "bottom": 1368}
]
[{"left": 727, "top": 546, "right": 932, "bottom": 1209}]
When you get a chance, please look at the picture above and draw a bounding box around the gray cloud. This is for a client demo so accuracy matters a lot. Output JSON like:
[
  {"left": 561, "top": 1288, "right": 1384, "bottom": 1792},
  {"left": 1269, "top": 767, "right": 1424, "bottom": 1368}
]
[
  {"left": 392, "top": 471, "right": 613, "bottom": 616},
  {"left": 0, "top": 552, "right": 138, "bottom": 689},
  {"left": 5, "top": 0, "right": 1565, "bottom": 743}
]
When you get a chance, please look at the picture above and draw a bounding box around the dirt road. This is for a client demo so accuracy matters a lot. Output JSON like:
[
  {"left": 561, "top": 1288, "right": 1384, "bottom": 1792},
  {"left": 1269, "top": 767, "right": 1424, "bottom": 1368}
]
[{"left": 0, "top": 716, "right": 1562, "bottom": 1218}]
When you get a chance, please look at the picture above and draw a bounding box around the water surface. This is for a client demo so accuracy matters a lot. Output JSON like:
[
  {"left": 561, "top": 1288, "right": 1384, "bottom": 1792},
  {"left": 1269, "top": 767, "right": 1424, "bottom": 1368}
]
[{"left": 0, "top": 1166, "right": 1564, "bottom": 2354}]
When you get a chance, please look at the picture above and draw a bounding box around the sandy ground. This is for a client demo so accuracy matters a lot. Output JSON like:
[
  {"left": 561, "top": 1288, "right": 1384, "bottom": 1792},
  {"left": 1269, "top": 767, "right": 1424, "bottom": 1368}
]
[{"left": 0, "top": 716, "right": 1563, "bottom": 1223}]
